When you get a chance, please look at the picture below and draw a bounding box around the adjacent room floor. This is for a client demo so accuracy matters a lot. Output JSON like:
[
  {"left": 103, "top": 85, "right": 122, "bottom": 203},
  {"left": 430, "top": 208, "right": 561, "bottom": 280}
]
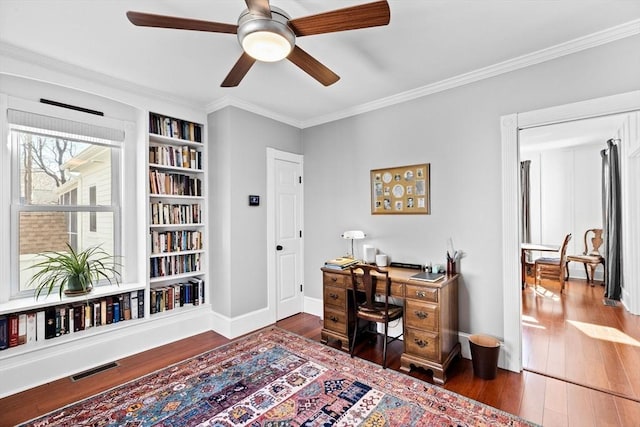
[{"left": 522, "top": 277, "right": 640, "bottom": 403}]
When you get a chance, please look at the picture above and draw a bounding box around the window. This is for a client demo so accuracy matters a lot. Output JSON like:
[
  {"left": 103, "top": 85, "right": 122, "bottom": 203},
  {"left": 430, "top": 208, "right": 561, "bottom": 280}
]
[{"left": 9, "top": 108, "right": 124, "bottom": 296}]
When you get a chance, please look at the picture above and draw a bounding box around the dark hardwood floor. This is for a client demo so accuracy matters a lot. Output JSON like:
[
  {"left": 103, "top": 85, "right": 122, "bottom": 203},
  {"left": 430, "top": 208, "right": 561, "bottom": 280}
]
[{"left": 1, "top": 278, "right": 639, "bottom": 426}]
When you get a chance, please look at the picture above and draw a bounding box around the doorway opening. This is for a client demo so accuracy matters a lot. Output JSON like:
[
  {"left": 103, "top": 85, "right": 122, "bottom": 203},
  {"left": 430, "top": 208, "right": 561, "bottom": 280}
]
[{"left": 499, "top": 90, "right": 640, "bottom": 378}]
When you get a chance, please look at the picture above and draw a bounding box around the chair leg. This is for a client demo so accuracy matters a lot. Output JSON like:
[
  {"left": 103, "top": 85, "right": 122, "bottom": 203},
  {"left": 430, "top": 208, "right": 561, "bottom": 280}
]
[
  {"left": 382, "top": 321, "right": 388, "bottom": 369},
  {"left": 588, "top": 264, "right": 597, "bottom": 286},
  {"left": 582, "top": 263, "right": 590, "bottom": 283},
  {"left": 350, "top": 318, "right": 358, "bottom": 358}
]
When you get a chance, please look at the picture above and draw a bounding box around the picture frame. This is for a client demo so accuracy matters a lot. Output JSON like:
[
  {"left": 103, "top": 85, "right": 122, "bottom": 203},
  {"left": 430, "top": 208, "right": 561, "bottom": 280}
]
[{"left": 370, "top": 163, "right": 430, "bottom": 215}]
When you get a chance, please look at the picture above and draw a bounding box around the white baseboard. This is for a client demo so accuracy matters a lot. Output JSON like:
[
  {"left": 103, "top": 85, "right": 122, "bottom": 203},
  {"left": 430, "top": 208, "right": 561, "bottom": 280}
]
[
  {"left": 210, "top": 306, "right": 274, "bottom": 339},
  {"left": 304, "top": 296, "right": 323, "bottom": 318}
]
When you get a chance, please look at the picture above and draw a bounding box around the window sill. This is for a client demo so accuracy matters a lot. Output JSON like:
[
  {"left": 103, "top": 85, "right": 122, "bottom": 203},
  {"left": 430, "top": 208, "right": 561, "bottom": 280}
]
[{"left": 0, "top": 282, "right": 146, "bottom": 316}]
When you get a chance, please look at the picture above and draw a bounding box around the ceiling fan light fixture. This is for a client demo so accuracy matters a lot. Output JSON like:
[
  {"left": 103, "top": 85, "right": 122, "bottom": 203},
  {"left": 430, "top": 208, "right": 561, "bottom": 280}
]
[
  {"left": 237, "top": 7, "right": 295, "bottom": 62},
  {"left": 241, "top": 30, "right": 292, "bottom": 62}
]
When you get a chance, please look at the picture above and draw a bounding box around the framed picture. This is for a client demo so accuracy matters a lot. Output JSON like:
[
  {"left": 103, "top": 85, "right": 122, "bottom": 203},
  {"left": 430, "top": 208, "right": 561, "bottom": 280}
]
[{"left": 370, "top": 163, "right": 430, "bottom": 214}]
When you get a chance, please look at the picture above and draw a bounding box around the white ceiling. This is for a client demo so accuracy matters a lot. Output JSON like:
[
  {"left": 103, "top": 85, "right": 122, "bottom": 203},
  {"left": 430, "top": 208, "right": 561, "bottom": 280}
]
[{"left": 1, "top": 1, "right": 640, "bottom": 128}]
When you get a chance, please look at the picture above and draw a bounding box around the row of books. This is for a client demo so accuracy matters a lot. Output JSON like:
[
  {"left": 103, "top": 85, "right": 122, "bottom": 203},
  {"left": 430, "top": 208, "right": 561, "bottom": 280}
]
[
  {"left": 150, "top": 279, "right": 204, "bottom": 314},
  {"left": 0, "top": 290, "right": 144, "bottom": 351},
  {"left": 149, "top": 170, "right": 203, "bottom": 197},
  {"left": 149, "top": 145, "right": 202, "bottom": 170},
  {"left": 151, "top": 202, "right": 202, "bottom": 226},
  {"left": 150, "top": 230, "right": 202, "bottom": 254},
  {"left": 149, "top": 113, "right": 202, "bottom": 143},
  {"left": 150, "top": 253, "right": 202, "bottom": 278},
  {"left": 324, "top": 257, "right": 360, "bottom": 270}
]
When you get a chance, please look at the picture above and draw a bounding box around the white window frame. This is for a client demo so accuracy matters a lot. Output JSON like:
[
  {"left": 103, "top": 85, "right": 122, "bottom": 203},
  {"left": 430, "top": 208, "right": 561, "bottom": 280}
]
[{"left": 4, "top": 97, "right": 123, "bottom": 299}]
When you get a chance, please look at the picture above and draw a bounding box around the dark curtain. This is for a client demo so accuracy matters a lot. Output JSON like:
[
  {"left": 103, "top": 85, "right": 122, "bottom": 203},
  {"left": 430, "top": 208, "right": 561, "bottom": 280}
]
[
  {"left": 520, "top": 160, "right": 531, "bottom": 244},
  {"left": 601, "top": 139, "right": 622, "bottom": 300}
]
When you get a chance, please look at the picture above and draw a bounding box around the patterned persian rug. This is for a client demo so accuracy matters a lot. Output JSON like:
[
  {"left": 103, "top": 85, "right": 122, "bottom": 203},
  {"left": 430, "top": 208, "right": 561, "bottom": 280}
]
[{"left": 23, "top": 327, "right": 536, "bottom": 426}]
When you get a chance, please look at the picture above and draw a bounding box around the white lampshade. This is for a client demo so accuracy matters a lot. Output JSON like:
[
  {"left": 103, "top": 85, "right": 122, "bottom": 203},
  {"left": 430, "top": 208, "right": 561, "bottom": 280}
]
[{"left": 342, "top": 230, "right": 366, "bottom": 240}]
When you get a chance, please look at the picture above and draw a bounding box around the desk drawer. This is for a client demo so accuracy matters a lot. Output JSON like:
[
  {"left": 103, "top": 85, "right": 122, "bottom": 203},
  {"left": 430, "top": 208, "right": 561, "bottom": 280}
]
[
  {"left": 324, "top": 285, "right": 347, "bottom": 309},
  {"left": 405, "top": 299, "right": 438, "bottom": 331},
  {"left": 405, "top": 284, "right": 438, "bottom": 303},
  {"left": 405, "top": 328, "right": 439, "bottom": 361},
  {"left": 323, "top": 307, "right": 349, "bottom": 335},
  {"left": 323, "top": 272, "right": 347, "bottom": 288}
]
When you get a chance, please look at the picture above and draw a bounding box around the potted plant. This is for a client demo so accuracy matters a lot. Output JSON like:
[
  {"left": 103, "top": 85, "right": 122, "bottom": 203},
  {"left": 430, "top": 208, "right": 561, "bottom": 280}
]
[{"left": 27, "top": 243, "right": 121, "bottom": 299}]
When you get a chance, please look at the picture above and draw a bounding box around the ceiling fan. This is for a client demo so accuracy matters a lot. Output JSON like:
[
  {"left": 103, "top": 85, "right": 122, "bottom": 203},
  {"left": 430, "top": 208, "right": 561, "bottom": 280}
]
[{"left": 126, "top": 0, "right": 390, "bottom": 87}]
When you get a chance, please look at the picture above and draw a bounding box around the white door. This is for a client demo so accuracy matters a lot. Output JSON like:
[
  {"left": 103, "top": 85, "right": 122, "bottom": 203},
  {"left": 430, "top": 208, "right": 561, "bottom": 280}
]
[{"left": 267, "top": 149, "right": 303, "bottom": 320}]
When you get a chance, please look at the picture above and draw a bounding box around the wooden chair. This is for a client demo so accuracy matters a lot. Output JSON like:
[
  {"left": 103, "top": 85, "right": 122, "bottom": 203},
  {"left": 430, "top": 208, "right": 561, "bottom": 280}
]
[
  {"left": 566, "top": 228, "right": 605, "bottom": 286},
  {"left": 535, "top": 233, "right": 572, "bottom": 292},
  {"left": 349, "top": 264, "right": 403, "bottom": 369}
]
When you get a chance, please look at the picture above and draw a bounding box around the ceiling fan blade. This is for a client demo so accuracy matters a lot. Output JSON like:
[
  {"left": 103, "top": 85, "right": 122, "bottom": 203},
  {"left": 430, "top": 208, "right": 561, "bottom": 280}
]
[
  {"left": 221, "top": 53, "right": 257, "bottom": 87},
  {"left": 288, "top": 0, "right": 390, "bottom": 37},
  {"left": 126, "top": 11, "right": 237, "bottom": 34},
  {"left": 287, "top": 45, "right": 340, "bottom": 87},
  {"left": 245, "top": 0, "right": 271, "bottom": 18}
]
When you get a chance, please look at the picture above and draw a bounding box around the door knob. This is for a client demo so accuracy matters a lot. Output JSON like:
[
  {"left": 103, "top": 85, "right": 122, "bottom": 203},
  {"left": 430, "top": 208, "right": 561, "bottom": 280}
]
[{"left": 276, "top": 245, "right": 283, "bottom": 251}]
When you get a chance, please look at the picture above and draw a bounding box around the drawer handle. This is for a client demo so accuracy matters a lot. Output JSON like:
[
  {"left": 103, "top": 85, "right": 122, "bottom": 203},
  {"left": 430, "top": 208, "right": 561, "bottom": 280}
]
[
  {"left": 415, "top": 310, "right": 429, "bottom": 319},
  {"left": 330, "top": 277, "right": 338, "bottom": 282},
  {"left": 416, "top": 291, "right": 426, "bottom": 298},
  {"left": 414, "top": 338, "right": 429, "bottom": 348},
  {"left": 329, "top": 315, "right": 339, "bottom": 322},
  {"left": 329, "top": 292, "right": 339, "bottom": 300}
]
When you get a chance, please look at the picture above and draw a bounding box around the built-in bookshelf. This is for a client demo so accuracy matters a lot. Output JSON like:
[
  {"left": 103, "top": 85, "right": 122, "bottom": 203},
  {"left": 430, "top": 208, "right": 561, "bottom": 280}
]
[
  {"left": 0, "top": 290, "right": 144, "bottom": 351},
  {"left": 147, "top": 112, "right": 206, "bottom": 316}
]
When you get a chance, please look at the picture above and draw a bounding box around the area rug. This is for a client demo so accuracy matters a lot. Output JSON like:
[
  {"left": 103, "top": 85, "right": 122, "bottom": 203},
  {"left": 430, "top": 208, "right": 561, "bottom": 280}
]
[{"left": 23, "top": 327, "right": 536, "bottom": 426}]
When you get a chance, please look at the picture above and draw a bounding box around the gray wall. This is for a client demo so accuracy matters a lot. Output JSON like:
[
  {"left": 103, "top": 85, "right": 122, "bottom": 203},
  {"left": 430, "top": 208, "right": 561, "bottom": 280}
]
[
  {"left": 208, "top": 106, "right": 302, "bottom": 318},
  {"left": 303, "top": 34, "right": 640, "bottom": 339}
]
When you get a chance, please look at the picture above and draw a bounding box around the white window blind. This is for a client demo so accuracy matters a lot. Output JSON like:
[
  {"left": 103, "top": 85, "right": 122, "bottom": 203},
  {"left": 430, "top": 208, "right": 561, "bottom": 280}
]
[{"left": 8, "top": 108, "right": 125, "bottom": 143}]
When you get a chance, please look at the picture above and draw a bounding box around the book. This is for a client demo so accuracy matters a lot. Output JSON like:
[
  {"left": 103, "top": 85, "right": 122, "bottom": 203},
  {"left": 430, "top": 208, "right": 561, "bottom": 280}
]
[
  {"left": 410, "top": 271, "right": 445, "bottom": 283},
  {"left": 112, "top": 301, "right": 120, "bottom": 323},
  {"left": 106, "top": 297, "right": 114, "bottom": 324},
  {"left": 26, "top": 313, "right": 36, "bottom": 344},
  {"left": 137, "top": 289, "right": 145, "bottom": 318},
  {"left": 0, "top": 315, "right": 7, "bottom": 350},
  {"left": 324, "top": 257, "right": 359, "bottom": 270},
  {"left": 36, "top": 311, "right": 45, "bottom": 342},
  {"left": 8, "top": 315, "right": 18, "bottom": 347},
  {"left": 45, "top": 307, "right": 56, "bottom": 339},
  {"left": 18, "top": 313, "right": 27, "bottom": 345}
]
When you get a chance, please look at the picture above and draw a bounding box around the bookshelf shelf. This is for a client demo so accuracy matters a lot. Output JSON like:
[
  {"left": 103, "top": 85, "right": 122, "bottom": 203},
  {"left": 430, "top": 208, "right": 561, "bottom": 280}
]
[
  {"left": 147, "top": 112, "right": 206, "bottom": 318},
  {"left": 149, "top": 194, "right": 204, "bottom": 200},
  {"left": 149, "top": 223, "right": 204, "bottom": 229},
  {"left": 149, "top": 249, "right": 204, "bottom": 258},
  {"left": 149, "top": 271, "right": 204, "bottom": 284}
]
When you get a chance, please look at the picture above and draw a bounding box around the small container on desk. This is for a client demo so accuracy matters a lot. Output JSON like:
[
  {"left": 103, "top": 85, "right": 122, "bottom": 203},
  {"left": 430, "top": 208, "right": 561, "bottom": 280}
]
[{"left": 447, "top": 259, "right": 456, "bottom": 275}]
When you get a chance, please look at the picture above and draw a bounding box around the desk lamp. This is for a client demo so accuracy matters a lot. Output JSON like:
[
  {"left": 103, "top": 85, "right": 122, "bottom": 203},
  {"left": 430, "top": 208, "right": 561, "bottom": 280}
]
[{"left": 341, "top": 230, "right": 366, "bottom": 259}]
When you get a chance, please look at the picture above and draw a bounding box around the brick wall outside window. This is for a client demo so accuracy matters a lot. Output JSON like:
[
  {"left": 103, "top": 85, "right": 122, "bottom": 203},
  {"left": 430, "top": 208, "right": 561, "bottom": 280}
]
[{"left": 19, "top": 212, "right": 69, "bottom": 254}]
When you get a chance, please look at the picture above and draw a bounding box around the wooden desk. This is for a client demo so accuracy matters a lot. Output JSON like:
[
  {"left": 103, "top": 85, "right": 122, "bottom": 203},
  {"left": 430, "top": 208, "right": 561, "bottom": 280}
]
[
  {"left": 521, "top": 243, "right": 560, "bottom": 288},
  {"left": 321, "top": 266, "right": 460, "bottom": 384}
]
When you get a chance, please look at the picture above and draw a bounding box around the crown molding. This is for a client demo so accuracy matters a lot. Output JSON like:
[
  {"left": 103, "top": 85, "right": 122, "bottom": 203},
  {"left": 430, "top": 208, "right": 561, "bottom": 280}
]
[
  {"left": 2, "top": 17, "right": 638, "bottom": 130},
  {"left": 300, "top": 18, "right": 640, "bottom": 129},
  {"left": 206, "top": 96, "right": 303, "bottom": 128},
  {"left": 0, "top": 41, "right": 204, "bottom": 113}
]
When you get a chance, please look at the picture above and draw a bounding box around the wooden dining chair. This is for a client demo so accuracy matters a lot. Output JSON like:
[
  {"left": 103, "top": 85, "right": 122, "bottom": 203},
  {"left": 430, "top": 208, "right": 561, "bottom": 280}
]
[
  {"left": 349, "top": 264, "right": 403, "bottom": 369},
  {"left": 566, "top": 228, "right": 605, "bottom": 285},
  {"left": 535, "top": 233, "right": 572, "bottom": 292}
]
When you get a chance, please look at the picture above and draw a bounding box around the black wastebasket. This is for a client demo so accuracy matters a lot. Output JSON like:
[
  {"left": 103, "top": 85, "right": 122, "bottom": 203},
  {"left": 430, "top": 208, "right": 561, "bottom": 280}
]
[{"left": 468, "top": 334, "right": 500, "bottom": 380}]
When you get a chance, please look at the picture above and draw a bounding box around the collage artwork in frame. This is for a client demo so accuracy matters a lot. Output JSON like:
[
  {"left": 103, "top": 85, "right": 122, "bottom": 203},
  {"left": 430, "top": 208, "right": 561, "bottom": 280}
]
[{"left": 370, "top": 163, "right": 430, "bottom": 214}]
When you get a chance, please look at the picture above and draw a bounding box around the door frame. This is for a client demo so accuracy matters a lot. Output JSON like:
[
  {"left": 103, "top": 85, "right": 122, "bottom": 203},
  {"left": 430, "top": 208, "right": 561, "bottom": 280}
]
[
  {"left": 266, "top": 147, "right": 304, "bottom": 322},
  {"left": 500, "top": 90, "right": 640, "bottom": 373}
]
